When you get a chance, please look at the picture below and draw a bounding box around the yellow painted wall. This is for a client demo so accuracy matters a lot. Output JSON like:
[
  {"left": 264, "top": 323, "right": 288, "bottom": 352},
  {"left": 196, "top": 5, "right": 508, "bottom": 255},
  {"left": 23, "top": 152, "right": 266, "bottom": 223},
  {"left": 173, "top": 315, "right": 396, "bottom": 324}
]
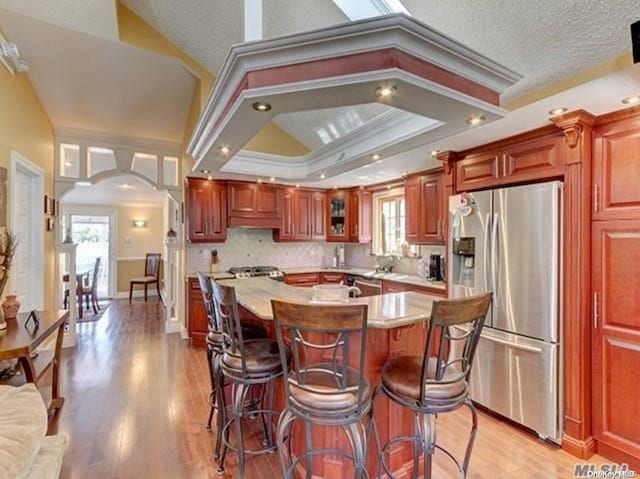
[{"left": 0, "top": 61, "right": 55, "bottom": 309}]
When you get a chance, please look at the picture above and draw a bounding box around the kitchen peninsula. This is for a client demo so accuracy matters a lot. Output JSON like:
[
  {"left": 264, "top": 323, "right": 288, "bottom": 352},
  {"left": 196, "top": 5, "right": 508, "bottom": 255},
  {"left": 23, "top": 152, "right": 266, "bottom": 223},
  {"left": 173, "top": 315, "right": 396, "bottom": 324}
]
[{"left": 217, "top": 276, "right": 442, "bottom": 478}]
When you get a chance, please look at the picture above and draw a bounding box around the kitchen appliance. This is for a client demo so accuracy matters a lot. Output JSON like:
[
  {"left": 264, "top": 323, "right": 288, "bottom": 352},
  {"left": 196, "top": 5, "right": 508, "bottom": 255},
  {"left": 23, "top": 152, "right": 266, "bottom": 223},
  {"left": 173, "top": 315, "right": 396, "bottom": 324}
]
[
  {"left": 448, "top": 181, "right": 563, "bottom": 443},
  {"left": 428, "top": 253, "right": 444, "bottom": 281},
  {"left": 354, "top": 277, "right": 382, "bottom": 297},
  {"left": 228, "top": 266, "right": 284, "bottom": 280}
]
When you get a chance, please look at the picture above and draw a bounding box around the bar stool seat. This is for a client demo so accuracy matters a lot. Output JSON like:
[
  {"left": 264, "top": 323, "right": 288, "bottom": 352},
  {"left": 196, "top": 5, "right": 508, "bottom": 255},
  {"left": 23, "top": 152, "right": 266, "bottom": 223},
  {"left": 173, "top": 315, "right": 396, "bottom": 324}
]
[
  {"left": 221, "top": 338, "right": 284, "bottom": 376},
  {"left": 382, "top": 356, "right": 466, "bottom": 401},
  {"left": 289, "top": 364, "right": 372, "bottom": 412}
]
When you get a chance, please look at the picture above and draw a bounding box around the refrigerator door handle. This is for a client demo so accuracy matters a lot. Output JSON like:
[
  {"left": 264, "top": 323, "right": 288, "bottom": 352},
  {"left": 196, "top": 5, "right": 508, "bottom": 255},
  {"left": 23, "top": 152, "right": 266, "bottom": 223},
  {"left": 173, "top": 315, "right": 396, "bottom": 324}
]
[
  {"left": 483, "top": 213, "right": 491, "bottom": 291},
  {"left": 481, "top": 333, "right": 544, "bottom": 353},
  {"left": 490, "top": 212, "right": 499, "bottom": 301}
]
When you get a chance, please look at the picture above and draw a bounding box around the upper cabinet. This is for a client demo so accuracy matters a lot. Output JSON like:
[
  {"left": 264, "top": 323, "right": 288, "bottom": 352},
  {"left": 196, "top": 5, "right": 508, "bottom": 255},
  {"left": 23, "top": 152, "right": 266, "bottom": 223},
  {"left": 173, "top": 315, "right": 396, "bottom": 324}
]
[
  {"left": 405, "top": 171, "right": 445, "bottom": 245},
  {"left": 349, "top": 189, "right": 372, "bottom": 243},
  {"left": 593, "top": 114, "right": 640, "bottom": 221},
  {"left": 186, "top": 178, "right": 227, "bottom": 243},
  {"left": 327, "top": 190, "right": 349, "bottom": 242},
  {"left": 456, "top": 133, "right": 566, "bottom": 192},
  {"left": 227, "top": 181, "right": 283, "bottom": 228},
  {"left": 274, "top": 188, "right": 326, "bottom": 242}
]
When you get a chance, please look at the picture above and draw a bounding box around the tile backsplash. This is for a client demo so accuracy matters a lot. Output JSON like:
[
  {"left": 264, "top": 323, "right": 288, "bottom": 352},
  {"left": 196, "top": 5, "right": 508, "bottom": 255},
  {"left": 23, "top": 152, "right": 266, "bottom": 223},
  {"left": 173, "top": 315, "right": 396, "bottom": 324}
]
[
  {"left": 186, "top": 228, "right": 446, "bottom": 275},
  {"left": 187, "top": 228, "right": 337, "bottom": 272}
]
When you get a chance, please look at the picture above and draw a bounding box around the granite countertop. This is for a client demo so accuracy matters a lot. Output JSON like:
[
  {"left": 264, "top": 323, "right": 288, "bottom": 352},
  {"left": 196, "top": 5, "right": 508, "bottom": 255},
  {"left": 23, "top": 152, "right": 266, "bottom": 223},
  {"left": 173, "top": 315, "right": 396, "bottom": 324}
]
[
  {"left": 280, "top": 267, "right": 447, "bottom": 290},
  {"left": 185, "top": 271, "right": 236, "bottom": 280},
  {"left": 217, "top": 277, "right": 438, "bottom": 329}
]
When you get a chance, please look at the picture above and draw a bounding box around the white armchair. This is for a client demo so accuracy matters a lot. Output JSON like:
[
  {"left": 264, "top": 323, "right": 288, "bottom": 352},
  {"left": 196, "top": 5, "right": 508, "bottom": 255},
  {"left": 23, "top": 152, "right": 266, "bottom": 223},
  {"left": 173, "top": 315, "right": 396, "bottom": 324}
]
[{"left": 0, "top": 384, "right": 66, "bottom": 479}]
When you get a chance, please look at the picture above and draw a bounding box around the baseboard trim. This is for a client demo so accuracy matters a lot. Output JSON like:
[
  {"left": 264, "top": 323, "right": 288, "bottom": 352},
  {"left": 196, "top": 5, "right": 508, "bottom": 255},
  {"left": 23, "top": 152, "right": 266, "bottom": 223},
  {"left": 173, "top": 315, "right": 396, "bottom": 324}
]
[
  {"left": 115, "top": 291, "right": 160, "bottom": 300},
  {"left": 165, "top": 320, "right": 182, "bottom": 334},
  {"left": 562, "top": 433, "right": 597, "bottom": 459}
]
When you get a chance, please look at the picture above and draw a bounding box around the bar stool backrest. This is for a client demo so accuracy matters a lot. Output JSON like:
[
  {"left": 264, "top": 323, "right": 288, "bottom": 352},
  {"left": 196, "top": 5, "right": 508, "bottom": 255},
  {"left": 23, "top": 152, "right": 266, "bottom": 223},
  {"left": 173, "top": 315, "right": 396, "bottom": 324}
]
[
  {"left": 420, "top": 293, "right": 492, "bottom": 404},
  {"left": 211, "top": 281, "right": 249, "bottom": 374},
  {"left": 271, "top": 300, "right": 369, "bottom": 416}
]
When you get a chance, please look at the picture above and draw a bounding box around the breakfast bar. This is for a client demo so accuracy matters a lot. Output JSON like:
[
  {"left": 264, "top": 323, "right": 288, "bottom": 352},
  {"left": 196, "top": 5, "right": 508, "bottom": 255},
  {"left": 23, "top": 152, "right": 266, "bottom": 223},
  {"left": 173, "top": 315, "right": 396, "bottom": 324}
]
[{"left": 218, "top": 277, "right": 441, "bottom": 478}]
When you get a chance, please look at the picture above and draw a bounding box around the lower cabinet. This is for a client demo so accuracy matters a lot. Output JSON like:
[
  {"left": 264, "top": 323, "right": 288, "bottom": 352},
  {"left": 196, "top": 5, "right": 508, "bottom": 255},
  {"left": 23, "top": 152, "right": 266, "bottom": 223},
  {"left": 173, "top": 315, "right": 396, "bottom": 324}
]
[
  {"left": 187, "top": 278, "right": 208, "bottom": 347},
  {"left": 284, "top": 273, "right": 320, "bottom": 287},
  {"left": 320, "top": 272, "right": 345, "bottom": 284}
]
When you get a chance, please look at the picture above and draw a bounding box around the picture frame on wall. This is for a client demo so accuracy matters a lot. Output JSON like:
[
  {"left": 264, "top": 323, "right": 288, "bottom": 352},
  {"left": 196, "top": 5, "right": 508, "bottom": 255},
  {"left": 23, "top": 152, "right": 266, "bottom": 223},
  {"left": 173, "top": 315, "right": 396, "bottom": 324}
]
[
  {"left": 46, "top": 217, "right": 55, "bottom": 232},
  {"left": 44, "top": 194, "right": 50, "bottom": 215},
  {"left": 51, "top": 198, "right": 57, "bottom": 217}
]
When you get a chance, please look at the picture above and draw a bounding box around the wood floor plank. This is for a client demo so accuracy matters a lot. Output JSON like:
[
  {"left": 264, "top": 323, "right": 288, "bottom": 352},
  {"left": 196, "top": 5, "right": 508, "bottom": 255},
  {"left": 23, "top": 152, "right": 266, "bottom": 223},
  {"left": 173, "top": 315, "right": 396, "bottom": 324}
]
[{"left": 49, "top": 299, "right": 610, "bottom": 478}]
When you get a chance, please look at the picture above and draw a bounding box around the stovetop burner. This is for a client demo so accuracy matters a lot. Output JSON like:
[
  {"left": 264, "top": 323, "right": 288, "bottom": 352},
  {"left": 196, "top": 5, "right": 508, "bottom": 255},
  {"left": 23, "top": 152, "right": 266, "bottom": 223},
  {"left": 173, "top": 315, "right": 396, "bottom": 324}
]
[{"left": 228, "top": 266, "right": 284, "bottom": 279}]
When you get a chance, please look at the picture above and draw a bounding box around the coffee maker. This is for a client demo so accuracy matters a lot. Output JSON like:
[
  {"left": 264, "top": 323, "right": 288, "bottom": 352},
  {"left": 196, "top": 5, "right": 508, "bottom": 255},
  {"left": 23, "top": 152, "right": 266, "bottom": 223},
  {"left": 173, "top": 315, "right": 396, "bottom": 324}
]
[{"left": 428, "top": 253, "right": 445, "bottom": 281}]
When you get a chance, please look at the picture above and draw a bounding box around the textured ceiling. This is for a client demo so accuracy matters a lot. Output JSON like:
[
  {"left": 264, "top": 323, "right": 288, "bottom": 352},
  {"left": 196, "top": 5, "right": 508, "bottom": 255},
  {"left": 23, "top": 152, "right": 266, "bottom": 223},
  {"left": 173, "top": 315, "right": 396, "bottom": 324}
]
[
  {"left": 0, "top": 0, "right": 118, "bottom": 39},
  {"left": 402, "top": 0, "right": 638, "bottom": 102},
  {"left": 121, "top": 0, "right": 348, "bottom": 75},
  {"left": 0, "top": 9, "right": 196, "bottom": 142}
]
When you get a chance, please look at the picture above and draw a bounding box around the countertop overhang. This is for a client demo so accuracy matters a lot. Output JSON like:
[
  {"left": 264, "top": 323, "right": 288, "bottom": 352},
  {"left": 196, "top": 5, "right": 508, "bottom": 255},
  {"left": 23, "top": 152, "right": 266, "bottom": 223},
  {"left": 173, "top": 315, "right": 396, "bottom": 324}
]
[{"left": 217, "top": 277, "right": 438, "bottom": 329}]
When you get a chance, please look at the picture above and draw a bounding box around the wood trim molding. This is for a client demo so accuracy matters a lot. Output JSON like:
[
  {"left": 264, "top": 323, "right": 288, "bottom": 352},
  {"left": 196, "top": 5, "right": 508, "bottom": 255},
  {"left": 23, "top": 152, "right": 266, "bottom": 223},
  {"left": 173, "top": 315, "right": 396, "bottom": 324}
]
[
  {"left": 593, "top": 104, "right": 640, "bottom": 126},
  {"left": 552, "top": 109, "right": 596, "bottom": 150}
]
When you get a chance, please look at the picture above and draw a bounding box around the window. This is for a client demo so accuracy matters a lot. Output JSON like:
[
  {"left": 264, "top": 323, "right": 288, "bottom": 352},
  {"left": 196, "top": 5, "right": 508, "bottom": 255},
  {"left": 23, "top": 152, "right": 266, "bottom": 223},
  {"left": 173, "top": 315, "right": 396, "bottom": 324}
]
[
  {"left": 131, "top": 152, "right": 158, "bottom": 183},
  {"left": 59, "top": 143, "right": 80, "bottom": 177},
  {"left": 88, "top": 147, "right": 116, "bottom": 176},
  {"left": 163, "top": 156, "right": 179, "bottom": 186},
  {"left": 372, "top": 187, "right": 406, "bottom": 255}
]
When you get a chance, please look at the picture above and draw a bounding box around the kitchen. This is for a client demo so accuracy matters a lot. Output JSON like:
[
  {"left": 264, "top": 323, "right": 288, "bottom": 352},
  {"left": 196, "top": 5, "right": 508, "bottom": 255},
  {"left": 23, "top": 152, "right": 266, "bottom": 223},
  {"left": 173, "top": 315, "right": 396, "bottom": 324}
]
[{"left": 0, "top": 2, "right": 638, "bottom": 479}]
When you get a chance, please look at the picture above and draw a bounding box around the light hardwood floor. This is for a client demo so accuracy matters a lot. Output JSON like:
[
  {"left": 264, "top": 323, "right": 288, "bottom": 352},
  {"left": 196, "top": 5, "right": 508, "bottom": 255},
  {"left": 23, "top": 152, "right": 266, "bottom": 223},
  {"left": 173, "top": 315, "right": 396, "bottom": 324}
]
[{"left": 45, "top": 299, "right": 607, "bottom": 478}]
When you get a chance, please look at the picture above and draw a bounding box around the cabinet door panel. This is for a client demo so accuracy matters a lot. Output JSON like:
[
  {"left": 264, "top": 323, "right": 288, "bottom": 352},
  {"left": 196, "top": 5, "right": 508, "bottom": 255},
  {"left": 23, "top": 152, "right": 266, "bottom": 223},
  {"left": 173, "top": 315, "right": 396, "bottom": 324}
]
[
  {"left": 359, "top": 190, "right": 372, "bottom": 243},
  {"left": 228, "top": 182, "right": 257, "bottom": 215},
  {"left": 311, "top": 192, "right": 326, "bottom": 240},
  {"left": 456, "top": 153, "right": 500, "bottom": 191},
  {"left": 327, "top": 191, "right": 349, "bottom": 242},
  {"left": 257, "top": 186, "right": 281, "bottom": 217},
  {"left": 594, "top": 121, "right": 640, "bottom": 220},
  {"left": 188, "top": 279, "right": 208, "bottom": 346},
  {"left": 349, "top": 190, "right": 359, "bottom": 241},
  {"left": 187, "top": 179, "right": 209, "bottom": 241},
  {"left": 503, "top": 135, "right": 564, "bottom": 183},
  {"left": 420, "top": 174, "right": 443, "bottom": 243},
  {"left": 277, "top": 190, "right": 295, "bottom": 240},
  {"left": 405, "top": 177, "right": 420, "bottom": 243},
  {"left": 592, "top": 221, "right": 640, "bottom": 464},
  {"left": 295, "top": 190, "right": 312, "bottom": 240}
]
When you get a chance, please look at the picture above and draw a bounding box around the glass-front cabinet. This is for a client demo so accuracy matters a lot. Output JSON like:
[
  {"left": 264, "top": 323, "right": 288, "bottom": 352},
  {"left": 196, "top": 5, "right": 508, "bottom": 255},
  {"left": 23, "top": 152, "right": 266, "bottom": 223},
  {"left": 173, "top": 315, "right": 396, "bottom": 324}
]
[{"left": 327, "top": 190, "right": 349, "bottom": 242}]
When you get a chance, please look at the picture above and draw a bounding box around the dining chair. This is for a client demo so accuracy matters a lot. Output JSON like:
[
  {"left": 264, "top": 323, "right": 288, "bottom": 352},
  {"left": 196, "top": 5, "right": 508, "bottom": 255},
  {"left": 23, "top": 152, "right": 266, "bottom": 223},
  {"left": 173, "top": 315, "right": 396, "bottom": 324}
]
[
  {"left": 63, "top": 257, "right": 101, "bottom": 316},
  {"left": 129, "top": 253, "right": 163, "bottom": 304}
]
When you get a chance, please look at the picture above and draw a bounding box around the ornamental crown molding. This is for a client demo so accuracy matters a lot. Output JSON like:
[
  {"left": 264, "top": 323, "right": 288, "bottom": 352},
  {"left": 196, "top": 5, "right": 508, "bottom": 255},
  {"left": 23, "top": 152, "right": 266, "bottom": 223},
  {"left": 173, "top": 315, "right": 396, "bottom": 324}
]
[{"left": 551, "top": 109, "right": 596, "bottom": 149}]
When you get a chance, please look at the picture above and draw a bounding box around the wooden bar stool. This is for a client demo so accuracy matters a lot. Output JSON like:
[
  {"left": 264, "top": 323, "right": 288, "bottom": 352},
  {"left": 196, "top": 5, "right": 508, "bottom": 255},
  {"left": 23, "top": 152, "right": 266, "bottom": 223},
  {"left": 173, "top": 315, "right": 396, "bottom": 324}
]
[
  {"left": 212, "top": 282, "right": 286, "bottom": 478},
  {"left": 375, "top": 293, "right": 492, "bottom": 479},
  {"left": 196, "top": 273, "right": 266, "bottom": 462},
  {"left": 271, "top": 300, "right": 372, "bottom": 479}
]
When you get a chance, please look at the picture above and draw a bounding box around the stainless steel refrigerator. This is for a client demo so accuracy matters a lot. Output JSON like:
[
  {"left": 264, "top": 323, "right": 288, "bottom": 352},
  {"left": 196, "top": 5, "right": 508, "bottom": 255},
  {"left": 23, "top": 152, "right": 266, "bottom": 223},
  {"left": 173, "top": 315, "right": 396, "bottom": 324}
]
[{"left": 448, "top": 181, "right": 563, "bottom": 443}]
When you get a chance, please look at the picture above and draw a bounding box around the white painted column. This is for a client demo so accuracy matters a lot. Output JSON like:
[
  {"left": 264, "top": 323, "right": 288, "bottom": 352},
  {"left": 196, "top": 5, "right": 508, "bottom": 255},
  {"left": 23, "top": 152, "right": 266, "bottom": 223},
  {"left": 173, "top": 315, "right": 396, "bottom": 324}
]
[
  {"left": 164, "top": 241, "right": 184, "bottom": 336},
  {"left": 56, "top": 243, "right": 78, "bottom": 348},
  {"left": 244, "top": 0, "right": 263, "bottom": 42}
]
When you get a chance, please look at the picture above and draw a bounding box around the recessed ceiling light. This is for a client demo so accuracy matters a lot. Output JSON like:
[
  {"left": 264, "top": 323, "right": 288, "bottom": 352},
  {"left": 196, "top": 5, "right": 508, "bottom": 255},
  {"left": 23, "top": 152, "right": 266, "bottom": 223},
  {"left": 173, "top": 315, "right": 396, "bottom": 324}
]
[
  {"left": 119, "top": 183, "right": 132, "bottom": 189},
  {"left": 269, "top": 177, "right": 275, "bottom": 182},
  {"left": 207, "top": 175, "right": 213, "bottom": 181},
  {"left": 400, "top": 171, "right": 408, "bottom": 177},
  {"left": 295, "top": 184, "right": 300, "bottom": 188},
  {"left": 548, "top": 107, "right": 568, "bottom": 117},
  {"left": 386, "top": 185, "right": 392, "bottom": 190},
  {"left": 219, "top": 146, "right": 230, "bottom": 154},
  {"left": 372, "top": 153, "right": 381, "bottom": 161},
  {"left": 431, "top": 149, "right": 440, "bottom": 157},
  {"left": 320, "top": 173, "right": 326, "bottom": 179},
  {"left": 622, "top": 95, "right": 640, "bottom": 105},
  {"left": 257, "top": 178, "right": 263, "bottom": 183},
  {"left": 376, "top": 86, "right": 397, "bottom": 98},
  {"left": 74, "top": 181, "right": 92, "bottom": 187},
  {"left": 252, "top": 101, "right": 272, "bottom": 112},
  {"left": 200, "top": 169, "right": 210, "bottom": 174},
  {"left": 466, "top": 115, "right": 486, "bottom": 126},
  {"left": 333, "top": 185, "right": 338, "bottom": 190}
]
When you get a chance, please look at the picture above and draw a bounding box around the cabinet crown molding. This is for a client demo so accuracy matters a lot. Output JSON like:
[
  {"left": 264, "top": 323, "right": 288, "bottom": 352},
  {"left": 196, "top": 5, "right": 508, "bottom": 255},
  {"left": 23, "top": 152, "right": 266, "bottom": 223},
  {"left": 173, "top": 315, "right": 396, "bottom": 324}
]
[{"left": 551, "top": 109, "right": 596, "bottom": 149}]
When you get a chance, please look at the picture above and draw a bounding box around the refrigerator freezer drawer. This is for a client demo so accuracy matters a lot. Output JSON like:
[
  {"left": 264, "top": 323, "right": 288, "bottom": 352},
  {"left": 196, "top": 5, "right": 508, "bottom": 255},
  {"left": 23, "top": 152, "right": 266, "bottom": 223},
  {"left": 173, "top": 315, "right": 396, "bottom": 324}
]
[{"left": 467, "top": 327, "right": 561, "bottom": 443}]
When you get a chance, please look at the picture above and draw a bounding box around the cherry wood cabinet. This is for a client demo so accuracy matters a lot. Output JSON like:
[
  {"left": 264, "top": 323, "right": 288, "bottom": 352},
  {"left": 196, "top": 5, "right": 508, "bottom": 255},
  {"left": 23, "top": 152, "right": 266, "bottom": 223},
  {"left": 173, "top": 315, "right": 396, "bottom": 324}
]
[
  {"left": 456, "top": 132, "right": 565, "bottom": 192},
  {"left": 326, "top": 190, "right": 350, "bottom": 242},
  {"left": 187, "top": 278, "right": 208, "bottom": 347},
  {"left": 405, "top": 171, "right": 445, "bottom": 245},
  {"left": 319, "top": 272, "right": 345, "bottom": 284},
  {"left": 186, "top": 178, "right": 227, "bottom": 243},
  {"left": 593, "top": 115, "right": 640, "bottom": 220},
  {"left": 274, "top": 188, "right": 326, "bottom": 242},
  {"left": 348, "top": 188, "right": 372, "bottom": 243},
  {"left": 227, "top": 181, "right": 282, "bottom": 228},
  {"left": 592, "top": 220, "right": 640, "bottom": 469},
  {"left": 284, "top": 273, "right": 320, "bottom": 287}
]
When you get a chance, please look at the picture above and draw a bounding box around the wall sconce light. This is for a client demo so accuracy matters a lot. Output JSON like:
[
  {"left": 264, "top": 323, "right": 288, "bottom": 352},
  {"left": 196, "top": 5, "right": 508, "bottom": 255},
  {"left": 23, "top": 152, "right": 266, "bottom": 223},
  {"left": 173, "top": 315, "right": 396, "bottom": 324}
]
[{"left": 132, "top": 219, "right": 147, "bottom": 228}]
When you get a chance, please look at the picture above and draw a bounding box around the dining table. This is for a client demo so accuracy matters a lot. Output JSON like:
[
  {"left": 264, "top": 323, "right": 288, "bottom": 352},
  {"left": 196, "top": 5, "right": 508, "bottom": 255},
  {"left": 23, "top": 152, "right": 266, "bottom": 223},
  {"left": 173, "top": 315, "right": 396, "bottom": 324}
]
[{"left": 63, "top": 270, "right": 90, "bottom": 318}]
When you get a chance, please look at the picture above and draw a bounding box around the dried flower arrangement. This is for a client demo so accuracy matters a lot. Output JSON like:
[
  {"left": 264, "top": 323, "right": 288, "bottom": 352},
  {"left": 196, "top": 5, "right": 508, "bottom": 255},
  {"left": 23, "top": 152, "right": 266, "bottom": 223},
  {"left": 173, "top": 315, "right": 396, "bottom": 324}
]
[{"left": 0, "top": 229, "right": 18, "bottom": 329}]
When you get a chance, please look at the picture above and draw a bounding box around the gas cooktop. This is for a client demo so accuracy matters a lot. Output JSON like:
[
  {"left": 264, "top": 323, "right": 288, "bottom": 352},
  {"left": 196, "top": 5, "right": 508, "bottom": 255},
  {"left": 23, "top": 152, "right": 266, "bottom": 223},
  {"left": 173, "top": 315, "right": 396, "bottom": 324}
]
[{"left": 228, "top": 266, "right": 284, "bottom": 279}]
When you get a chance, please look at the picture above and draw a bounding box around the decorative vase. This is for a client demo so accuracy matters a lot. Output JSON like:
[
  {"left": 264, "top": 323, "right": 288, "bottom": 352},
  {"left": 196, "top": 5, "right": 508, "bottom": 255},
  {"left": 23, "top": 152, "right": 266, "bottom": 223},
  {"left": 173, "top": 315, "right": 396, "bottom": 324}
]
[{"left": 1, "top": 294, "right": 20, "bottom": 320}]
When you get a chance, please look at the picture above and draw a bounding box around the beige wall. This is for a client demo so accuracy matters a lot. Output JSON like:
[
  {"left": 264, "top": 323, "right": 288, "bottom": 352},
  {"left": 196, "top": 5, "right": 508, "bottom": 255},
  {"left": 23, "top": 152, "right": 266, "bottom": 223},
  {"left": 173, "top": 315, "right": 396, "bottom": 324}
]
[{"left": 0, "top": 55, "right": 55, "bottom": 309}]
